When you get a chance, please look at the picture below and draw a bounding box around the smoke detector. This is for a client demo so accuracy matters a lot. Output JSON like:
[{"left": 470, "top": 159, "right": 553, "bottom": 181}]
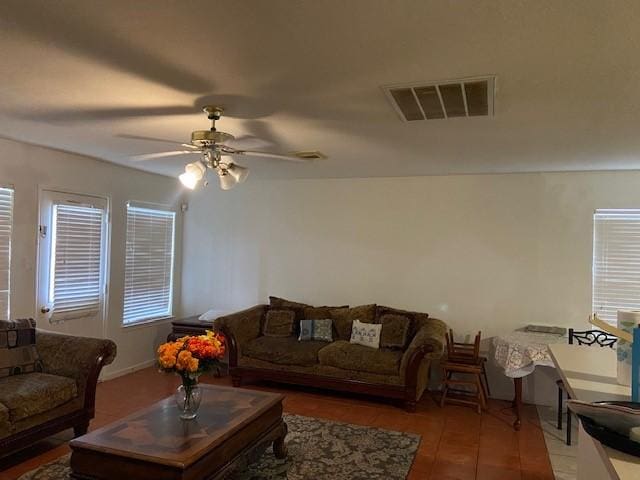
[{"left": 382, "top": 76, "right": 496, "bottom": 122}]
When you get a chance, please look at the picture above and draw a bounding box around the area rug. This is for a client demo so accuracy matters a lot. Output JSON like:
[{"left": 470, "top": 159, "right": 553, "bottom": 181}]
[{"left": 18, "top": 414, "right": 420, "bottom": 480}]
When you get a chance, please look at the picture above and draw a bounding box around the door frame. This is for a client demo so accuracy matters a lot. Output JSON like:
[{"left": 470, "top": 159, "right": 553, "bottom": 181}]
[{"left": 35, "top": 186, "right": 111, "bottom": 339}]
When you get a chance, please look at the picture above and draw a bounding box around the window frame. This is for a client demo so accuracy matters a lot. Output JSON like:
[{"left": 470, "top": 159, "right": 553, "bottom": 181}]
[
  {"left": 592, "top": 208, "right": 640, "bottom": 325},
  {"left": 0, "top": 185, "right": 14, "bottom": 320},
  {"left": 122, "top": 201, "right": 177, "bottom": 327}
]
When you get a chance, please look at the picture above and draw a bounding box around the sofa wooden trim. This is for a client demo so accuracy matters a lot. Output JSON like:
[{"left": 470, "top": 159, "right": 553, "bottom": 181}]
[
  {"left": 220, "top": 325, "right": 434, "bottom": 412},
  {"left": 0, "top": 339, "right": 114, "bottom": 455}
]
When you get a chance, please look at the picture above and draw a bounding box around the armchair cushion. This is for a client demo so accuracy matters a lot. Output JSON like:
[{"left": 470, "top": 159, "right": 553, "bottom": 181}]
[
  {"left": 243, "top": 336, "right": 326, "bottom": 366},
  {"left": 318, "top": 340, "right": 402, "bottom": 376},
  {"left": 0, "top": 372, "right": 77, "bottom": 422}
]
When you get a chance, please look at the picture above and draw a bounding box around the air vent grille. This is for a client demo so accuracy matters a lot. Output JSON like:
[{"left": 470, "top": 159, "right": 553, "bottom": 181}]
[
  {"left": 292, "top": 151, "right": 326, "bottom": 160},
  {"left": 383, "top": 76, "right": 495, "bottom": 122}
]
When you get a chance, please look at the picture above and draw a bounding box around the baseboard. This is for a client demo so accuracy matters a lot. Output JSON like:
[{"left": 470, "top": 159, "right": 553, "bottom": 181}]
[{"left": 99, "top": 358, "right": 156, "bottom": 381}]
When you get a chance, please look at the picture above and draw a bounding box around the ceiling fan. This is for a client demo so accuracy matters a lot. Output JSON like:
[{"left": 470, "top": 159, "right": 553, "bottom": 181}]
[{"left": 131, "top": 105, "right": 321, "bottom": 191}]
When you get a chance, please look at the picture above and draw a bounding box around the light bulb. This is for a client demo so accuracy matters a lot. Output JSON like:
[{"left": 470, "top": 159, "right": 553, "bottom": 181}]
[
  {"left": 218, "top": 169, "right": 237, "bottom": 190},
  {"left": 227, "top": 163, "right": 249, "bottom": 183},
  {"left": 179, "top": 171, "right": 199, "bottom": 189},
  {"left": 178, "top": 161, "right": 206, "bottom": 189}
]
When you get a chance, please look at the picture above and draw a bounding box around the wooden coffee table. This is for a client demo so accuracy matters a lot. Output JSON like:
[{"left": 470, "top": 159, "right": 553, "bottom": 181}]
[{"left": 69, "top": 385, "right": 287, "bottom": 480}]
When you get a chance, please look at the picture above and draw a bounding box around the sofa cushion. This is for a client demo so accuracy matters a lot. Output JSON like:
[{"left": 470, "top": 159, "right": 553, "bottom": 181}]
[
  {"left": 376, "top": 305, "right": 429, "bottom": 338},
  {"left": 243, "top": 336, "right": 326, "bottom": 366},
  {"left": 318, "top": 340, "right": 403, "bottom": 376},
  {"left": 379, "top": 314, "right": 411, "bottom": 349},
  {"left": 350, "top": 320, "right": 382, "bottom": 349},
  {"left": 299, "top": 319, "right": 333, "bottom": 342},
  {"left": 303, "top": 305, "right": 349, "bottom": 320},
  {"left": 0, "top": 372, "right": 78, "bottom": 422},
  {"left": 263, "top": 310, "right": 295, "bottom": 337},
  {"left": 0, "top": 318, "right": 43, "bottom": 378},
  {"left": 269, "top": 296, "right": 311, "bottom": 320},
  {"left": 328, "top": 304, "right": 377, "bottom": 341}
]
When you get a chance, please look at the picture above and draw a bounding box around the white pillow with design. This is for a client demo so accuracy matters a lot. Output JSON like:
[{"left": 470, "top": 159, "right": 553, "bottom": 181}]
[{"left": 349, "top": 319, "right": 382, "bottom": 349}]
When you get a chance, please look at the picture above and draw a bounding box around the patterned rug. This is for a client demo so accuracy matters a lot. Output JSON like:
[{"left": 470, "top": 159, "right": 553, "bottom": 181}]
[{"left": 18, "top": 414, "right": 420, "bottom": 480}]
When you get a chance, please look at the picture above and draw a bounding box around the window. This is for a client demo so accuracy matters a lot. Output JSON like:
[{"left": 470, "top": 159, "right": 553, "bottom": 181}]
[
  {"left": 37, "top": 190, "right": 109, "bottom": 331},
  {"left": 593, "top": 209, "right": 640, "bottom": 324},
  {"left": 0, "top": 187, "right": 13, "bottom": 320},
  {"left": 123, "top": 203, "right": 176, "bottom": 325}
]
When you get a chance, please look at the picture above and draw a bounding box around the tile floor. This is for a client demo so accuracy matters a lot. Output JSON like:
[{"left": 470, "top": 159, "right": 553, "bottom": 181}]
[
  {"left": 536, "top": 405, "right": 579, "bottom": 480},
  {"left": 0, "top": 368, "right": 556, "bottom": 479}
]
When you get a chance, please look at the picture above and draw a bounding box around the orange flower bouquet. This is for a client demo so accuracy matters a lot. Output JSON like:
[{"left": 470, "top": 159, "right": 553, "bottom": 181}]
[{"left": 157, "top": 330, "right": 225, "bottom": 419}]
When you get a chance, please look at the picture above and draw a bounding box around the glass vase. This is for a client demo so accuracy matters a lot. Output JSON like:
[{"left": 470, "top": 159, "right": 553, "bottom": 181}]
[{"left": 175, "top": 378, "right": 202, "bottom": 420}]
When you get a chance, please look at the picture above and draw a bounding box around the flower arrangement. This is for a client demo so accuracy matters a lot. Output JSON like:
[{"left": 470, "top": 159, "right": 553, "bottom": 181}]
[{"left": 157, "top": 330, "right": 226, "bottom": 419}]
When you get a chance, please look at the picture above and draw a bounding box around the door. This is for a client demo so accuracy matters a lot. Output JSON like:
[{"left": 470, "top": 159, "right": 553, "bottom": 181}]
[{"left": 36, "top": 190, "right": 109, "bottom": 338}]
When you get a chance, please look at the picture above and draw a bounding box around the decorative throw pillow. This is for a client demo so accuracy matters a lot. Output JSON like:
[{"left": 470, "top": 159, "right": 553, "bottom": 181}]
[
  {"left": 299, "top": 319, "right": 333, "bottom": 342},
  {"left": 263, "top": 310, "right": 295, "bottom": 337},
  {"left": 329, "top": 304, "right": 377, "bottom": 341},
  {"left": 350, "top": 319, "right": 382, "bottom": 349},
  {"left": 0, "top": 318, "right": 43, "bottom": 377},
  {"left": 376, "top": 305, "right": 429, "bottom": 337},
  {"left": 379, "top": 314, "right": 411, "bottom": 349}
]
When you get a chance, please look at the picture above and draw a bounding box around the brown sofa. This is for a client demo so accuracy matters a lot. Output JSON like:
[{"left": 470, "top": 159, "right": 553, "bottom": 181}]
[
  {"left": 0, "top": 330, "right": 116, "bottom": 454},
  {"left": 214, "top": 298, "right": 446, "bottom": 411}
]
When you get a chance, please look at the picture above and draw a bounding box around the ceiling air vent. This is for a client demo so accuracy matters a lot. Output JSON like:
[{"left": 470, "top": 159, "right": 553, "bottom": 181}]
[
  {"left": 383, "top": 76, "right": 495, "bottom": 122},
  {"left": 292, "top": 151, "right": 327, "bottom": 160}
]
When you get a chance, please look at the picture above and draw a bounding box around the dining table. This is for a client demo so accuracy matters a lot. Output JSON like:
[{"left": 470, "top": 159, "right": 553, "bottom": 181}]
[{"left": 491, "top": 330, "right": 566, "bottom": 429}]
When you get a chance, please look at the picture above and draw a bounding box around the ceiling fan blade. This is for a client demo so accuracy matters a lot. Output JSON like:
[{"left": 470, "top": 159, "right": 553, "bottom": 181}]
[
  {"left": 131, "top": 150, "right": 201, "bottom": 161},
  {"left": 117, "top": 134, "right": 198, "bottom": 149},
  {"left": 221, "top": 147, "right": 308, "bottom": 163}
]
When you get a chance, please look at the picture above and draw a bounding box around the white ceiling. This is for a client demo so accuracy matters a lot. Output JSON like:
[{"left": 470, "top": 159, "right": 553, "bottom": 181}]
[{"left": 1, "top": 0, "right": 640, "bottom": 179}]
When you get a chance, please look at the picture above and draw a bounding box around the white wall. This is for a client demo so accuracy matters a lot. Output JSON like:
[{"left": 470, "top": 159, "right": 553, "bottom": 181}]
[
  {"left": 181, "top": 171, "right": 640, "bottom": 404},
  {"left": 0, "top": 137, "right": 184, "bottom": 377}
]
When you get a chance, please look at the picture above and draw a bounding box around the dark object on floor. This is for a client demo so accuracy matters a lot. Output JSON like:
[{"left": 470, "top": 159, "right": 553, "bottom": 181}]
[
  {"left": 557, "top": 328, "right": 618, "bottom": 445},
  {"left": 0, "top": 330, "right": 116, "bottom": 456},
  {"left": 215, "top": 300, "right": 447, "bottom": 412},
  {"left": 68, "top": 385, "right": 287, "bottom": 480},
  {"left": 440, "top": 329, "right": 490, "bottom": 413},
  {"left": 19, "top": 414, "right": 420, "bottom": 480}
]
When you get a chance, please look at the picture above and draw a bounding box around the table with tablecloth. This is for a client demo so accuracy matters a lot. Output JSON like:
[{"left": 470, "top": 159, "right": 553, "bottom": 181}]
[{"left": 492, "top": 331, "right": 566, "bottom": 429}]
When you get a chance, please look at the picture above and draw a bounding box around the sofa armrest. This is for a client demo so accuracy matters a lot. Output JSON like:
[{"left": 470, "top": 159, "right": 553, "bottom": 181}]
[
  {"left": 36, "top": 330, "right": 117, "bottom": 410},
  {"left": 400, "top": 317, "right": 447, "bottom": 382},
  {"left": 213, "top": 305, "right": 266, "bottom": 366}
]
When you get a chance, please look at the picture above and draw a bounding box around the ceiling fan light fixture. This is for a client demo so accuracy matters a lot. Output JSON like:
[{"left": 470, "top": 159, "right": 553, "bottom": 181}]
[
  {"left": 217, "top": 169, "right": 237, "bottom": 191},
  {"left": 179, "top": 161, "right": 206, "bottom": 189},
  {"left": 227, "top": 163, "right": 249, "bottom": 184}
]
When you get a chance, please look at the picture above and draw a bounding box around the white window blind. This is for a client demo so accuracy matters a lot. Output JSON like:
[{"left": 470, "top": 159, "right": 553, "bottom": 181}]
[
  {"left": 123, "top": 204, "right": 175, "bottom": 325},
  {"left": 0, "top": 188, "right": 13, "bottom": 320},
  {"left": 593, "top": 209, "right": 640, "bottom": 324},
  {"left": 50, "top": 204, "right": 105, "bottom": 320}
]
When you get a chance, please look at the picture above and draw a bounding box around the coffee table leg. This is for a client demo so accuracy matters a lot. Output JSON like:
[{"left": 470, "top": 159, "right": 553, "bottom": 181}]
[
  {"left": 273, "top": 421, "right": 288, "bottom": 459},
  {"left": 513, "top": 377, "right": 522, "bottom": 431}
]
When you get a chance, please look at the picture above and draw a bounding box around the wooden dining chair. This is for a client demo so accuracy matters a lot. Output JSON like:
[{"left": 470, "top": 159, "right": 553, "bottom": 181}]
[
  {"left": 440, "top": 330, "right": 490, "bottom": 413},
  {"left": 557, "top": 328, "right": 617, "bottom": 445}
]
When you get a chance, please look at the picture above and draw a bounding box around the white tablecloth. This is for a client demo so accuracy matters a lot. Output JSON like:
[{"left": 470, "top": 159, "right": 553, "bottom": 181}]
[{"left": 492, "top": 331, "right": 566, "bottom": 378}]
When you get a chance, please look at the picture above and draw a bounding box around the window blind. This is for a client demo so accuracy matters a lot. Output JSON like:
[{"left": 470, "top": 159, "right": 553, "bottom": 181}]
[
  {"left": 123, "top": 204, "right": 175, "bottom": 325},
  {"left": 50, "top": 204, "right": 105, "bottom": 320},
  {"left": 0, "top": 188, "right": 13, "bottom": 320},
  {"left": 593, "top": 209, "right": 640, "bottom": 325}
]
